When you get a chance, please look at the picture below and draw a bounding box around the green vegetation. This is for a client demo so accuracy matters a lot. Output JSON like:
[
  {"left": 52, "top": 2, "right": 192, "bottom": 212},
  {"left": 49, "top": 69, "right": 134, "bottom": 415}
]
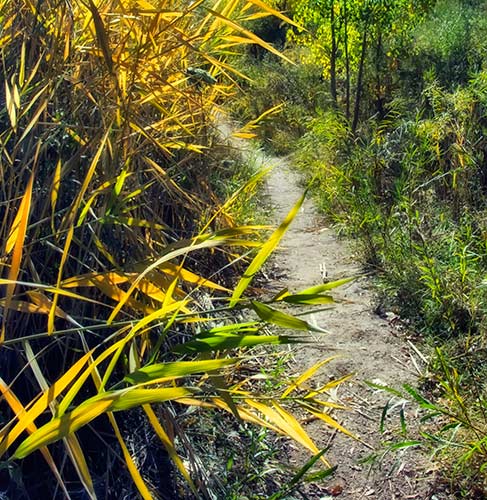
[
  {"left": 235, "top": 0, "right": 487, "bottom": 496},
  {"left": 0, "top": 1, "right": 355, "bottom": 498},
  {"left": 6, "top": 0, "right": 487, "bottom": 496}
]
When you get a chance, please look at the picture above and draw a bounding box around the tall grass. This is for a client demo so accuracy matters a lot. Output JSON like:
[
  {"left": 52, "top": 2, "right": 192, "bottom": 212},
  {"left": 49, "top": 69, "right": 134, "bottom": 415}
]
[{"left": 0, "top": 1, "right": 354, "bottom": 498}]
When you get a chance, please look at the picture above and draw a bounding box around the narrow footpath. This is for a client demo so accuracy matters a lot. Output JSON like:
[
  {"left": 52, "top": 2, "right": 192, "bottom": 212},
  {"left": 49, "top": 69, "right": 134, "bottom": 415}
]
[
  {"left": 264, "top": 160, "right": 435, "bottom": 499},
  {"left": 219, "top": 121, "right": 448, "bottom": 499}
]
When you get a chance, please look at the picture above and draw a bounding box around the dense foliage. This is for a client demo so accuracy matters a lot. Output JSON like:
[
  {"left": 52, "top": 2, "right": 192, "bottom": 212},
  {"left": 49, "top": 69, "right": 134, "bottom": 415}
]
[
  {"left": 236, "top": 0, "right": 487, "bottom": 496},
  {"left": 0, "top": 1, "right": 353, "bottom": 499}
]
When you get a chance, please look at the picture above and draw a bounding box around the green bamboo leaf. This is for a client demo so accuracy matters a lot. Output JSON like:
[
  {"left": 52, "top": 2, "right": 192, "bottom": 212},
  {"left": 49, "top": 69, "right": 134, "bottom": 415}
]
[
  {"left": 271, "top": 288, "right": 290, "bottom": 302},
  {"left": 403, "top": 384, "right": 437, "bottom": 410},
  {"left": 109, "top": 387, "right": 194, "bottom": 411},
  {"left": 281, "top": 294, "right": 335, "bottom": 305},
  {"left": 13, "top": 387, "right": 192, "bottom": 459},
  {"left": 251, "top": 301, "right": 327, "bottom": 332},
  {"left": 269, "top": 448, "right": 333, "bottom": 500},
  {"left": 124, "top": 358, "right": 238, "bottom": 384},
  {"left": 203, "top": 322, "right": 260, "bottom": 335},
  {"left": 172, "top": 332, "right": 304, "bottom": 354},
  {"left": 364, "top": 381, "right": 404, "bottom": 398},
  {"left": 230, "top": 193, "right": 306, "bottom": 307},
  {"left": 380, "top": 400, "right": 391, "bottom": 433},
  {"left": 298, "top": 277, "right": 356, "bottom": 295},
  {"left": 304, "top": 466, "right": 337, "bottom": 483},
  {"left": 388, "top": 440, "right": 422, "bottom": 451}
]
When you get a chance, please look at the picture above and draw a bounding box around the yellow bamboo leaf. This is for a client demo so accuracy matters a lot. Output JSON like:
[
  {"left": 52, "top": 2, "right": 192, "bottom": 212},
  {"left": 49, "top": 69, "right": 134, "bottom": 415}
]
[
  {"left": 0, "top": 348, "right": 94, "bottom": 456},
  {"left": 5, "top": 81, "right": 16, "bottom": 128},
  {"left": 64, "top": 434, "right": 96, "bottom": 498},
  {"left": 19, "top": 41, "right": 26, "bottom": 86},
  {"left": 0, "top": 297, "right": 67, "bottom": 319},
  {"left": 281, "top": 357, "right": 339, "bottom": 398},
  {"left": 13, "top": 399, "right": 114, "bottom": 459},
  {"left": 245, "top": 399, "right": 327, "bottom": 464},
  {"left": 305, "top": 374, "right": 354, "bottom": 397},
  {"left": 22, "top": 342, "right": 96, "bottom": 498},
  {"left": 50, "top": 128, "right": 111, "bottom": 333},
  {"left": 143, "top": 405, "right": 197, "bottom": 492},
  {"left": 2, "top": 170, "right": 35, "bottom": 343},
  {"left": 50, "top": 159, "right": 62, "bottom": 231},
  {"left": 25, "top": 291, "right": 69, "bottom": 319},
  {"left": 231, "top": 131, "right": 257, "bottom": 139},
  {"left": 244, "top": 0, "right": 303, "bottom": 30},
  {"left": 143, "top": 262, "right": 230, "bottom": 293},
  {"left": 57, "top": 337, "right": 131, "bottom": 416},
  {"left": 306, "top": 408, "right": 358, "bottom": 440},
  {"left": 18, "top": 98, "right": 48, "bottom": 144},
  {"left": 61, "top": 271, "right": 134, "bottom": 288},
  {"left": 0, "top": 279, "right": 102, "bottom": 305},
  {"left": 136, "top": 278, "right": 168, "bottom": 302},
  {"left": 177, "top": 396, "right": 281, "bottom": 434},
  {"left": 108, "top": 413, "right": 153, "bottom": 500},
  {"left": 0, "top": 379, "right": 71, "bottom": 498},
  {"left": 107, "top": 238, "right": 229, "bottom": 324},
  {"left": 5, "top": 172, "right": 34, "bottom": 254},
  {"left": 12, "top": 79, "right": 20, "bottom": 109},
  {"left": 308, "top": 399, "right": 348, "bottom": 411},
  {"left": 205, "top": 8, "right": 294, "bottom": 65},
  {"left": 93, "top": 277, "right": 155, "bottom": 315},
  {"left": 230, "top": 192, "right": 306, "bottom": 307}
]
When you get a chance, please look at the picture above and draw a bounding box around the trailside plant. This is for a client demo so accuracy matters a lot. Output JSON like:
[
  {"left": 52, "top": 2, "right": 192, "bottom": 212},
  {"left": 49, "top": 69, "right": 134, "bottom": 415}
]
[{"left": 0, "top": 1, "right": 354, "bottom": 498}]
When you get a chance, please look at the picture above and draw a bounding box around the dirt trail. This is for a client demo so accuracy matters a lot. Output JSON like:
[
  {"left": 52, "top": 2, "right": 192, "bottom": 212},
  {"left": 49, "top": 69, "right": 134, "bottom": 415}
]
[
  {"left": 217, "top": 120, "right": 442, "bottom": 499},
  {"left": 263, "top": 159, "right": 434, "bottom": 500}
]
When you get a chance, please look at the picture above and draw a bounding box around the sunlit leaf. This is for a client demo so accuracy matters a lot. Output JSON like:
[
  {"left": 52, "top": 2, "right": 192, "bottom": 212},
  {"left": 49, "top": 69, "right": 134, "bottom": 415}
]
[
  {"left": 124, "top": 358, "right": 238, "bottom": 384},
  {"left": 252, "top": 301, "right": 327, "bottom": 332},
  {"left": 230, "top": 193, "right": 306, "bottom": 306}
]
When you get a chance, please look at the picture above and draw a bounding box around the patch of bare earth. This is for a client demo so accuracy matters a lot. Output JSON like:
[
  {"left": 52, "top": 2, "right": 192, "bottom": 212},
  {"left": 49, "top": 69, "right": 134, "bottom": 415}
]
[{"left": 261, "top": 160, "right": 453, "bottom": 500}]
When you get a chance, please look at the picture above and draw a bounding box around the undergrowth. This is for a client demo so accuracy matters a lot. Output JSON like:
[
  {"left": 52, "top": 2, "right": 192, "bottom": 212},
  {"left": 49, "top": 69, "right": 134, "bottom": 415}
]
[
  {"left": 232, "top": 0, "right": 487, "bottom": 495},
  {"left": 0, "top": 1, "right": 355, "bottom": 498}
]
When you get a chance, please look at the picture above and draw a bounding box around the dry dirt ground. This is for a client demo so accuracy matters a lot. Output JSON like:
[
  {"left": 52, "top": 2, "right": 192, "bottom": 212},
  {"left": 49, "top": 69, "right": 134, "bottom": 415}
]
[{"left": 260, "top": 157, "right": 454, "bottom": 500}]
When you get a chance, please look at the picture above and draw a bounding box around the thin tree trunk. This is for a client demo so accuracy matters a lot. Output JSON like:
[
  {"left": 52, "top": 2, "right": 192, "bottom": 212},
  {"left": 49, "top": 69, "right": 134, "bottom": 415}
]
[
  {"left": 352, "top": 28, "right": 367, "bottom": 135},
  {"left": 375, "top": 29, "right": 384, "bottom": 119},
  {"left": 343, "top": 0, "right": 351, "bottom": 121},
  {"left": 330, "top": 1, "right": 337, "bottom": 107}
]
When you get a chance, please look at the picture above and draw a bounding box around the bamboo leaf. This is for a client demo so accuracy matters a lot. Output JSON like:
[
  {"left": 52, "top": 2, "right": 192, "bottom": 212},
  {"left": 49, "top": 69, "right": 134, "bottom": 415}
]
[
  {"left": 282, "top": 357, "right": 339, "bottom": 398},
  {"left": 403, "top": 384, "right": 437, "bottom": 410},
  {"left": 281, "top": 294, "right": 335, "bottom": 305},
  {"left": 5, "top": 81, "right": 16, "bottom": 128},
  {"left": 0, "top": 349, "right": 94, "bottom": 456},
  {"left": 13, "top": 399, "right": 114, "bottom": 459},
  {"left": 172, "top": 332, "right": 303, "bottom": 354},
  {"left": 204, "top": 8, "right": 295, "bottom": 64},
  {"left": 143, "top": 405, "right": 197, "bottom": 493},
  {"left": 2, "top": 170, "right": 35, "bottom": 343},
  {"left": 298, "top": 277, "right": 356, "bottom": 295},
  {"left": 230, "top": 193, "right": 306, "bottom": 307},
  {"left": 245, "top": 399, "right": 328, "bottom": 464},
  {"left": 124, "top": 358, "right": 238, "bottom": 385},
  {"left": 251, "top": 301, "right": 326, "bottom": 332},
  {"left": 87, "top": 0, "right": 113, "bottom": 74},
  {"left": 0, "top": 378, "right": 71, "bottom": 498},
  {"left": 305, "top": 407, "right": 358, "bottom": 440},
  {"left": 22, "top": 342, "right": 96, "bottom": 498},
  {"left": 13, "top": 387, "right": 192, "bottom": 458}
]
